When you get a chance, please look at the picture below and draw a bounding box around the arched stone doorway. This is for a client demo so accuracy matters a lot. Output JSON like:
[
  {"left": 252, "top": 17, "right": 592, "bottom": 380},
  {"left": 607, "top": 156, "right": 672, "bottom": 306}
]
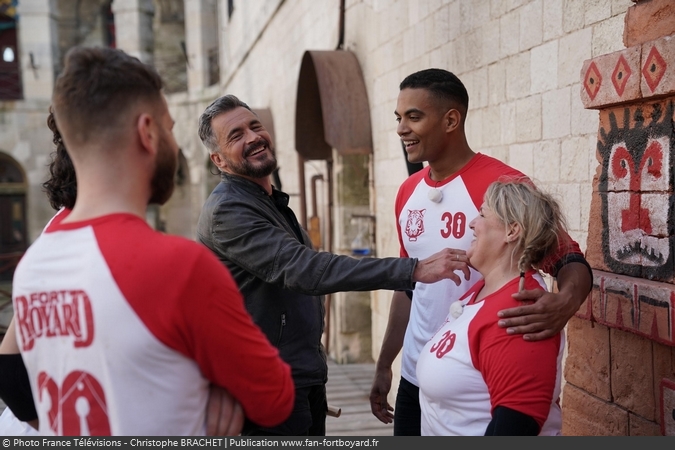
[
  {"left": 0, "top": 152, "right": 27, "bottom": 282},
  {"left": 295, "top": 49, "right": 375, "bottom": 363}
]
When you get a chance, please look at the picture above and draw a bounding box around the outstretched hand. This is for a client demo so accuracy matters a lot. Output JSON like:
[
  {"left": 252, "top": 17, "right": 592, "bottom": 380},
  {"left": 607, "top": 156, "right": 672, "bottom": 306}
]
[
  {"left": 412, "top": 248, "right": 471, "bottom": 285},
  {"left": 369, "top": 365, "right": 394, "bottom": 424},
  {"left": 497, "top": 289, "right": 580, "bottom": 341}
]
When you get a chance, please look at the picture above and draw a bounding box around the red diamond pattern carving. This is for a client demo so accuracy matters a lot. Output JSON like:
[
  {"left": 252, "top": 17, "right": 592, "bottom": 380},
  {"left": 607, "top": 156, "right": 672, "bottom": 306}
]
[
  {"left": 584, "top": 61, "right": 602, "bottom": 100},
  {"left": 642, "top": 46, "right": 667, "bottom": 93},
  {"left": 611, "top": 55, "right": 632, "bottom": 97}
]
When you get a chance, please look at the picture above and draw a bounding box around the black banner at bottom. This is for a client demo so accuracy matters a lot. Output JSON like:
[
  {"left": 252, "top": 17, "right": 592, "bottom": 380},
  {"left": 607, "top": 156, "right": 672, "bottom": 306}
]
[{"left": 0, "top": 436, "right": 671, "bottom": 450}]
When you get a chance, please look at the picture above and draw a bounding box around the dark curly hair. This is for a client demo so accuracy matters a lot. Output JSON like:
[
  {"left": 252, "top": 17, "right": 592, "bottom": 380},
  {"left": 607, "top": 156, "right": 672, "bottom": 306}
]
[{"left": 42, "top": 108, "right": 77, "bottom": 210}]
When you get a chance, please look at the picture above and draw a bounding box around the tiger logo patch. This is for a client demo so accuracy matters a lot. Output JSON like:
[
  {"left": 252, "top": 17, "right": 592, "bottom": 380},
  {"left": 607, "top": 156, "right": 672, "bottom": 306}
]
[{"left": 405, "top": 209, "right": 426, "bottom": 241}]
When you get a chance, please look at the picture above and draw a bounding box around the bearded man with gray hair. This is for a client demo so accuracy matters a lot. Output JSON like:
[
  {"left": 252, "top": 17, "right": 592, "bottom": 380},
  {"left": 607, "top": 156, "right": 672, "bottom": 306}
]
[{"left": 196, "top": 94, "right": 471, "bottom": 436}]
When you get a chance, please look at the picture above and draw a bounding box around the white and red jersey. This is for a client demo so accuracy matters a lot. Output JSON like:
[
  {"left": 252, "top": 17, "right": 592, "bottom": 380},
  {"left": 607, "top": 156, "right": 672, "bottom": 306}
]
[
  {"left": 12, "top": 212, "right": 294, "bottom": 436},
  {"left": 397, "top": 153, "right": 528, "bottom": 386},
  {"left": 416, "top": 271, "right": 564, "bottom": 436}
]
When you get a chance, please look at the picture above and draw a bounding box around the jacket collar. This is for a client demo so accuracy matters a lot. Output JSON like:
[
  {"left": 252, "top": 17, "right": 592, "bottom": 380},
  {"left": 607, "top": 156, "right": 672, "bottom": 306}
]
[{"left": 220, "top": 172, "right": 290, "bottom": 206}]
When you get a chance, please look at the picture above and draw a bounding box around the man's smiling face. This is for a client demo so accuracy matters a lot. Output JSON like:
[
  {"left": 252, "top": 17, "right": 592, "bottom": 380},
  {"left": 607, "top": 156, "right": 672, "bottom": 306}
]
[
  {"left": 211, "top": 106, "right": 277, "bottom": 179},
  {"left": 395, "top": 88, "right": 450, "bottom": 165}
]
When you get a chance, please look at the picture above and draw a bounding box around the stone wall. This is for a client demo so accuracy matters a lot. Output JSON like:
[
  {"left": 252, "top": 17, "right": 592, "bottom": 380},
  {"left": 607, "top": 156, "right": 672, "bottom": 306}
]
[{"left": 0, "top": 99, "right": 59, "bottom": 242}]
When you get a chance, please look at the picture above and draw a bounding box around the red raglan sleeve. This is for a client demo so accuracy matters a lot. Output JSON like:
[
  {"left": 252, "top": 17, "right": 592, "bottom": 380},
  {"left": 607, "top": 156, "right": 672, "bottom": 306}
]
[
  {"left": 472, "top": 284, "right": 562, "bottom": 429},
  {"left": 539, "top": 230, "right": 585, "bottom": 277},
  {"left": 94, "top": 219, "right": 294, "bottom": 428},
  {"left": 174, "top": 250, "right": 295, "bottom": 428}
]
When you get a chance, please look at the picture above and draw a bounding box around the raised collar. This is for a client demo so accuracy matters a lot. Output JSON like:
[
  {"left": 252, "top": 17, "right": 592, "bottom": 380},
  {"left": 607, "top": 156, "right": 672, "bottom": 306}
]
[{"left": 220, "top": 172, "right": 290, "bottom": 206}]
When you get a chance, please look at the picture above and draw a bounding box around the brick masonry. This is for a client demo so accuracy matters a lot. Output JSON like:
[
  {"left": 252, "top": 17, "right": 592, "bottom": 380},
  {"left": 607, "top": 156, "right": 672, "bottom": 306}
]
[
  {"left": 642, "top": 35, "right": 675, "bottom": 98},
  {"left": 564, "top": 317, "right": 611, "bottom": 401},
  {"left": 580, "top": 46, "right": 641, "bottom": 108},
  {"left": 624, "top": 0, "right": 675, "bottom": 48},
  {"left": 571, "top": 0, "right": 675, "bottom": 434},
  {"left": 581, "top": 33, "right": 675, "bottom": 109},
  {"left": 661, "top": 379, "right": 675, "bottom": 435},
  {"left": 630, "top": 413, "right": 662, "bottom": 436},
  {"left": 610, "top": 327, "right": 655, "bottom": 420},
  {"left": 562, "top": 383, "right": 629, "bottom": 436},
  {"left": 581, "top": 271, "right": 675, "bottom": 345}
]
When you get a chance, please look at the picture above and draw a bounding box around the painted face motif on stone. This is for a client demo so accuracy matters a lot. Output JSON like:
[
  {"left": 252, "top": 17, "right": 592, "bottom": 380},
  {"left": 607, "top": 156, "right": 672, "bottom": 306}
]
[{"left": 598, "top": 101, "right": 674, "bottom": 280}]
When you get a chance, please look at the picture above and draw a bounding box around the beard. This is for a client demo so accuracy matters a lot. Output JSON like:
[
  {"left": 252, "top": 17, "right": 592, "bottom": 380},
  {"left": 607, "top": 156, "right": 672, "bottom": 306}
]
[
  {"left": 149, "top": 131, "right": 178, "bottom": 205},
  {"left": 224, "top": 138, "right": 278, "bottom": 179}
]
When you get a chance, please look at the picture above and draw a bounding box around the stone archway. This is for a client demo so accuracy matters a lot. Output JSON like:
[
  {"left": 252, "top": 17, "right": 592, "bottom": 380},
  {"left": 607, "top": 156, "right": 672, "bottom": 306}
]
[
  {"left": 295, "top": 50, "right": 375, "bottom": 363},
  {"left": 0, "top": 152, "right": 27, "bottom": 282}
]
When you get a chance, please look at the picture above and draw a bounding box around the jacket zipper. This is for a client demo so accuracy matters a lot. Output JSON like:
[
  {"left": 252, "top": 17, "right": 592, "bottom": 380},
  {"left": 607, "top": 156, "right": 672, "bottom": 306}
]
[{"left": 277, "top": 313, "right": 286, "bottom": 346}]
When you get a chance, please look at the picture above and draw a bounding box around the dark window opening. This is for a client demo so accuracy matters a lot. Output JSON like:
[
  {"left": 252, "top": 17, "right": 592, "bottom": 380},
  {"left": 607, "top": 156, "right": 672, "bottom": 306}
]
[
  {"left": 0, "top": 13, "right": 21, "bottom": 100},
  {"left": 208, "top": 47, "right": 219, "bottom": 86},
  {"left": 0, "top": 152, "right": 27, "bottom": 282},
  {"left": 102, "top": 2, "right": 116, "bottom": 48}
]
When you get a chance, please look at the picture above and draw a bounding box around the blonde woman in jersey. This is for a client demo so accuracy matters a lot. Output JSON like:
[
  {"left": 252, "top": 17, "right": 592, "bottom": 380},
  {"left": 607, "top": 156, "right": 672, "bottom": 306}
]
[{"left": 416, "top": 179, "right": 569, "bottom": 435}]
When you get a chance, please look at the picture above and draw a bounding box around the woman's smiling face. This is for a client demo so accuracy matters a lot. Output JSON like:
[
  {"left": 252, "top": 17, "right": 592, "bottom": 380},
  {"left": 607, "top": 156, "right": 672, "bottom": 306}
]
[{"left": 467, "top": 202, "right": 508, "bottom": 273}]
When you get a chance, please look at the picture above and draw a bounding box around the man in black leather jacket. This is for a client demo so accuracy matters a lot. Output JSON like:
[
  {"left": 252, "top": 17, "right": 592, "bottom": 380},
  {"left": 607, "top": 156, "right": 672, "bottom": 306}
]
[{"left": 196, "top": 95, "right": 470, "bottom": 436}]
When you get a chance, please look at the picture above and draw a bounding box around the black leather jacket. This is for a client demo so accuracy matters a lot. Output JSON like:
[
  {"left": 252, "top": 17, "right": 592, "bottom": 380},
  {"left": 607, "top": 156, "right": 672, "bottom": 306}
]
[{"left": 196, "top": 173, "right": 417, "bottom": 388}]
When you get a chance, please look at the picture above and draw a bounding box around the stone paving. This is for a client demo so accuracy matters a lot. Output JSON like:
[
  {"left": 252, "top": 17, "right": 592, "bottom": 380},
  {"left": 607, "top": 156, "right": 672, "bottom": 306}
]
[{"left": 325, "top": 359, "right": 393, "bottom": 436}]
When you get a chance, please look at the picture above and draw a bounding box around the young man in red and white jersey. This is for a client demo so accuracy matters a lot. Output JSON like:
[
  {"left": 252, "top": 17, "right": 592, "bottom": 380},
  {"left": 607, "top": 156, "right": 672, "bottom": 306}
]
[
  {"left": 369, "top": 68, "right": 593, "bottom": 435},
  {"left": 4, "top": 46, "right": 294, "bottom": 436}
]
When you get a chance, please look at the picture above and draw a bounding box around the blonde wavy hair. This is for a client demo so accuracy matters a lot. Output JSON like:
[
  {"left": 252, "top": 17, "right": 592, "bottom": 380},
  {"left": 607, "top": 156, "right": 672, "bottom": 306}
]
[{"left": 483, "top": 178, "right": 568, "bottom": 275}]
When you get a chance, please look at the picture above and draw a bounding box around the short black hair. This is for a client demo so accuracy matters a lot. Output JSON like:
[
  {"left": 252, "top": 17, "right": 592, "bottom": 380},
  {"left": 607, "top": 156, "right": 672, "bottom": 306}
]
[{"left": 400, "top": 68, "right": 469, "bottom": 112}]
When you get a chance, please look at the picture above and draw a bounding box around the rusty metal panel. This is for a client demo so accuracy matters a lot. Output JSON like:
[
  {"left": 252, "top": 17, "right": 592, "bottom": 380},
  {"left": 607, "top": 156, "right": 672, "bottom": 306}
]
[
  {"left": 296, "top": 52, "right": 332, "bottom": 160},
  {"left": 295, "top": 50, "right": 372, "bottom": 160}
]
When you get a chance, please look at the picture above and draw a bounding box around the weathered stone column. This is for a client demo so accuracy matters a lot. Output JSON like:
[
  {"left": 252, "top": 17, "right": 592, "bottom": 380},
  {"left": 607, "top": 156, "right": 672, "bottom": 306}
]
[
  {"left": 111, "top": 0, "right": 154, "bottom": 64},
  {"left": 329, "top": 153, "right": 374, "bottom": 364},
  {"left": 184, "top": 0, "right": 219, "bottom": 92},
  {"left": 17, "top": 0, "right": 58, "bottom": 100},
  {"left": 564, "top": 0, "right": 675, "bottom": 436}
]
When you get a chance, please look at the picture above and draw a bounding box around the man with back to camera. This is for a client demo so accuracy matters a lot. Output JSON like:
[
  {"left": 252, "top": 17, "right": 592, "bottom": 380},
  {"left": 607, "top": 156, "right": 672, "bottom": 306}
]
[
  {"left": 196, "top": 94, "right": 476, "bottom": 436},
  {"left": 368, "top": 68, "right": 593, "bottom": 435},
  {"left": 6, "top": 46, "right": 295, "bottom": 436},
  {"left": 0, "top": 107, "right": 249, "bottom": 436}
]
